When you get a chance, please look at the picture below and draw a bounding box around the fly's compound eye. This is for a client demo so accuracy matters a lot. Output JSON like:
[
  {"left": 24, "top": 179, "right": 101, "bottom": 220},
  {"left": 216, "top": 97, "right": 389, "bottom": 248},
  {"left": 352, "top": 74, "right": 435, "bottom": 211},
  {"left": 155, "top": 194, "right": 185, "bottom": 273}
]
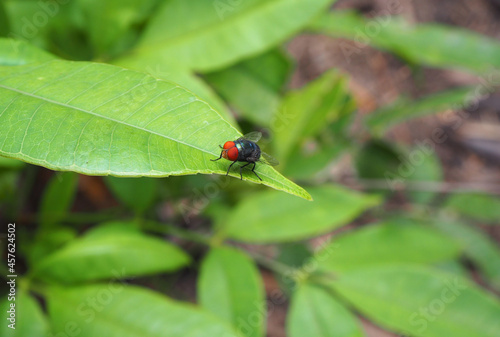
[
  {"left": 223, "top": 141, "right": 235, "bottom": 150},
  {"left": 226, "top": 147, "right": 239, "bottom": 161}
]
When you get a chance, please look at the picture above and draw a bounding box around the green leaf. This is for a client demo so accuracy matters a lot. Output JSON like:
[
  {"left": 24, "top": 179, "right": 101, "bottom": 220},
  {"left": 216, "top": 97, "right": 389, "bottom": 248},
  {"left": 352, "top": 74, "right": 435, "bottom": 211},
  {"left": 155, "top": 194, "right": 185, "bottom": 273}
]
[
  {"left": 444, "top": 193, "right": 500, "bottom": 224},
  {"left": 198, "top": 246, "right": 265, "bottom": 337},
  {"left": 117, "top": 0, "right": 334, "bottom": 72},
  {"left": 104, "top": 176, "right": 157, "bottom": 214},
  {"left": 39, "top": 172, "right": 78, "bottom": 227},
  {"left": 432, "top": 220, "right": 500, "bottom": 290},
  {"left": 47, "top": 284, "right": 242, "bottom": 337},
  {"left": 406, "top": 147, "right": 443, "bottom": 205},
  {"left": 205, "top": 49, "right": 291, "bottom": 126},
  {"left": 0, "top": 55, "right": 310, "bottom": 200},
  {"left": 0, "top": 290, "right": 50, "bottom": 337},
  {"left": 365, "top": 87, "right": 473, "bottom": 135},
  {"left": 315, "top": 222, "right": 461, "bottom": 273},
  {"left": 33, "top": 223, "right": 190, "bottom": 283},
  {"left": 287, "top": 284, "right": 364, "bottom": 337},
  {"left": 329, "top": 265, "right": 500, "bottom": 337},
  {"left": 0, "top": 38, "right": 56, "bottom": 66},
  {"left": 310, "top": 11, "right": 500, "bottom": 74},
  {"left": 273, "top": 70, "right": 352, "bottom": 164},
  {"left": 355, "top": 139, "right": 401, "bottom": 191},
  {"left": 222, "top": 185, "right": 380, "bottom": 243}
]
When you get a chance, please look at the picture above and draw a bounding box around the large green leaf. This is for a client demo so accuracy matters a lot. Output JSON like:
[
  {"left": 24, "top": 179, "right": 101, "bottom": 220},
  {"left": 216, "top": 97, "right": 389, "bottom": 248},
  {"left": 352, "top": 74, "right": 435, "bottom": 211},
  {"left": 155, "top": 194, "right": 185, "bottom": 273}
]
[
  {"left": 315, "top": 222, "right": 460, "bottom": 273},
  {"left": 47, "top": 284, "right": 242, "bottom": 337},
  {"left": 39, "top": 172, "right": 78, "bottom": 228},
  {"left": 365, "top": 87, "right": 473, "bottom": 135},
  {"left": 198, "top": 246, "right": 265, "bottom": 337},
  {"left": 287, "top": 284, "right": 364, "bottom": 337},
  {"left": 432, "top": 220, "right": 500, "bottom": 290},
  {"left": 330, "top": 265, "right": 500, "bottom": 337},
  {"left": 0, "top": 290, "right": 50, "bottom": 337},
  {"left": 222, "top": 185, "right": 380, "bottom": 243},
  {"left": 310, "top": 11, "right": 500, "bottom": 74},
  {"left": 0, "top": 53, "right": 310, "bottom": 200},
  {"left": 117, "top": 0, "right": 334, "bottom": 72},
  {"left": 444, "top": 193, "right": 500, "bottom": 224},
  {"left": 205, "top": 49, "right": 291, "bottom": 126},
  {"left": 32, "top": 222, "right": 190, "bottom": 283}
]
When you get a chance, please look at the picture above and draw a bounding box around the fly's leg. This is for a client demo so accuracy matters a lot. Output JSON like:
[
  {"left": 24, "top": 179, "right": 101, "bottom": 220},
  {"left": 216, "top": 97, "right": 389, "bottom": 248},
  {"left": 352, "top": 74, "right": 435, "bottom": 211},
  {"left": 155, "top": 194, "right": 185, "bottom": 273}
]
[
  {"left": 226, "top": 161, "right": 237, "bottom": 176},
  {"left": 251, "top": 162, "right": 262, "bottom": 181},
  {"left": 211, "top": 147, "right": 224, "bottom": 161},
  {"left": 239, "top": 162, "right": 251, "bottom": 180}
]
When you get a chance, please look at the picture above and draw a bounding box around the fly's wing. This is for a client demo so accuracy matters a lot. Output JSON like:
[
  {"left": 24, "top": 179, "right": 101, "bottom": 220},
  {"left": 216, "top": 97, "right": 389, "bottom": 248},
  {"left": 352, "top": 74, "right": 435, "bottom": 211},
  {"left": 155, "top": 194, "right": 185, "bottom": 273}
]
[
  {"left": 259, "top": 152, "right": 279, "bottom": 166},
  {"left": 238, "top": 131, "right": 262, "bottom": 143}
]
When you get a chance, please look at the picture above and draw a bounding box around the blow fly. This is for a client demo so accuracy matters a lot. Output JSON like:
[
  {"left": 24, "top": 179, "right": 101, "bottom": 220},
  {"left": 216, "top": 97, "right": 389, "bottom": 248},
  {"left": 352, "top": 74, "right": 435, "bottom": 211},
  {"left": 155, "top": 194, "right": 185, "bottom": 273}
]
[{"left": 211, "top": 131, "right": 279, "bottom": 181}]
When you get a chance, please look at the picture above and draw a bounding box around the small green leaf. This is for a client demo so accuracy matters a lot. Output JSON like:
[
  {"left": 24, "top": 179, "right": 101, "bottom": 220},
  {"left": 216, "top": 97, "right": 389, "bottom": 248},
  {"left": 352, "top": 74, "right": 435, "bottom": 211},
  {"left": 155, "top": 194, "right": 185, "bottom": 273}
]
[
  {"left": 104, "top": 176, "right": 157, "bottom": 215},
  {"left": 273, "top": 70, "right": 352, "bottom": 164},
  {"left": 406, "top": 148, "right": 443, "bottom": 204},
  {"left": 39, "top": 172, "right": 78, "bottom": 228},
  {"left": 75, "top": 0, "right": 161, "bottom": 58},
  {"left": 198, "top": 246, "right": 265, "bottom": 337},
  {"left": 432, "top": 220, "right": 500, "bottom": 290},
  {"left": 365, "top": 87, "right": 473, "bottom": 135},
  {"left": 117, "top": 0, "right": 334, "bottom": 72},
  {"left": 287, "top": 284, "right": 364, "bottom": 337},
  {"left": 329, "top": 265, "right": 500, "bottom": 337},
  {"left": 205, "top": 49, "right": 291, "bottom": 126},
  {"left": 223, "top": 185, "right": 379, "bottom": 243},
  {"left": 33, "top": 223, "right": 190, "bottom": 283},
  {"left": 445, "top": 193, "right": 500, "bottom": 224},
  {"left": 315, "top": 222, "right": 461, "bottom": 273},
  {"left": 0, "top": 51, "right": 309, "bottom": 199},
  {"left": 0, "top": 290, "right": 50, "bottom": 337},
  {"left": 47, "top": 284, "right": 243, "bottom": 337},
  {"left": 310, "top": 11, "right": 500, "bottom": 74}
]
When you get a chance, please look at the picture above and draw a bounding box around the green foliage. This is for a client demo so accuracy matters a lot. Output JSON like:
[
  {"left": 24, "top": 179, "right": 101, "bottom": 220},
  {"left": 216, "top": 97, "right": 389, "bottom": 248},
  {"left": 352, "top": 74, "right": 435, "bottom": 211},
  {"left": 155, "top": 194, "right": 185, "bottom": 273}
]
[
  {"left": 316, "top": 222, "right": 461, "bottom": 272},
  {"left": 221, "top": 185, "right": 380, "bottom": 243},
  {"left": 32, "top": 222, "right": 190, "bottom": 283},
  {"left": 1, "top": 1, "right": 500, "bottom": 337},
  {"left": 310, "top": 11, "right": 500, "bottom": 74},
  {"left": 47, "top": 284, "right": 242, "bottom": 337},
  {"left": 198, "top": 247, "right": 265, "bottom": 337},
  {"left": 287, "top": 284, "right": 364, "bottom": 337},
  {"left": 329, "top": 266, "right": 500, "bottom": 337},
  {"left": 444, "top": 193, "right": 500, "bottom": 224}
]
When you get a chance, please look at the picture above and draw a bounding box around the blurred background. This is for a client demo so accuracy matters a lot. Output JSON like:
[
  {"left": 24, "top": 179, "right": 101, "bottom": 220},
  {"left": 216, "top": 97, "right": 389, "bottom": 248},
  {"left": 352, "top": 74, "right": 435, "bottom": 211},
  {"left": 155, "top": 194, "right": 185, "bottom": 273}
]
[{"left": 1, "top": 0, "right": 500, "bottom": 336}]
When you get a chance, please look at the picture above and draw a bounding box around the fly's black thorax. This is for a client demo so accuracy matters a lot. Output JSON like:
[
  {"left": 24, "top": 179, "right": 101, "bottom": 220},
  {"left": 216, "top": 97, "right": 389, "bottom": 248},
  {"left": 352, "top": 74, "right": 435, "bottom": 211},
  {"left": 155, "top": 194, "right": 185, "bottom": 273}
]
[{"left": 235, "top": 139, "right": 261, "bottom": 162}]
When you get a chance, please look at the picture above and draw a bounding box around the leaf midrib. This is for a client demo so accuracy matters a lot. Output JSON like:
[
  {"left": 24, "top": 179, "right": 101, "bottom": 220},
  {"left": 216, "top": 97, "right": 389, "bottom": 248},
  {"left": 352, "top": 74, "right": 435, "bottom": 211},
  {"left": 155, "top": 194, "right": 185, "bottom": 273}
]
[{"left": 0, "top": 83, "right": 213, "bottom": 156}]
